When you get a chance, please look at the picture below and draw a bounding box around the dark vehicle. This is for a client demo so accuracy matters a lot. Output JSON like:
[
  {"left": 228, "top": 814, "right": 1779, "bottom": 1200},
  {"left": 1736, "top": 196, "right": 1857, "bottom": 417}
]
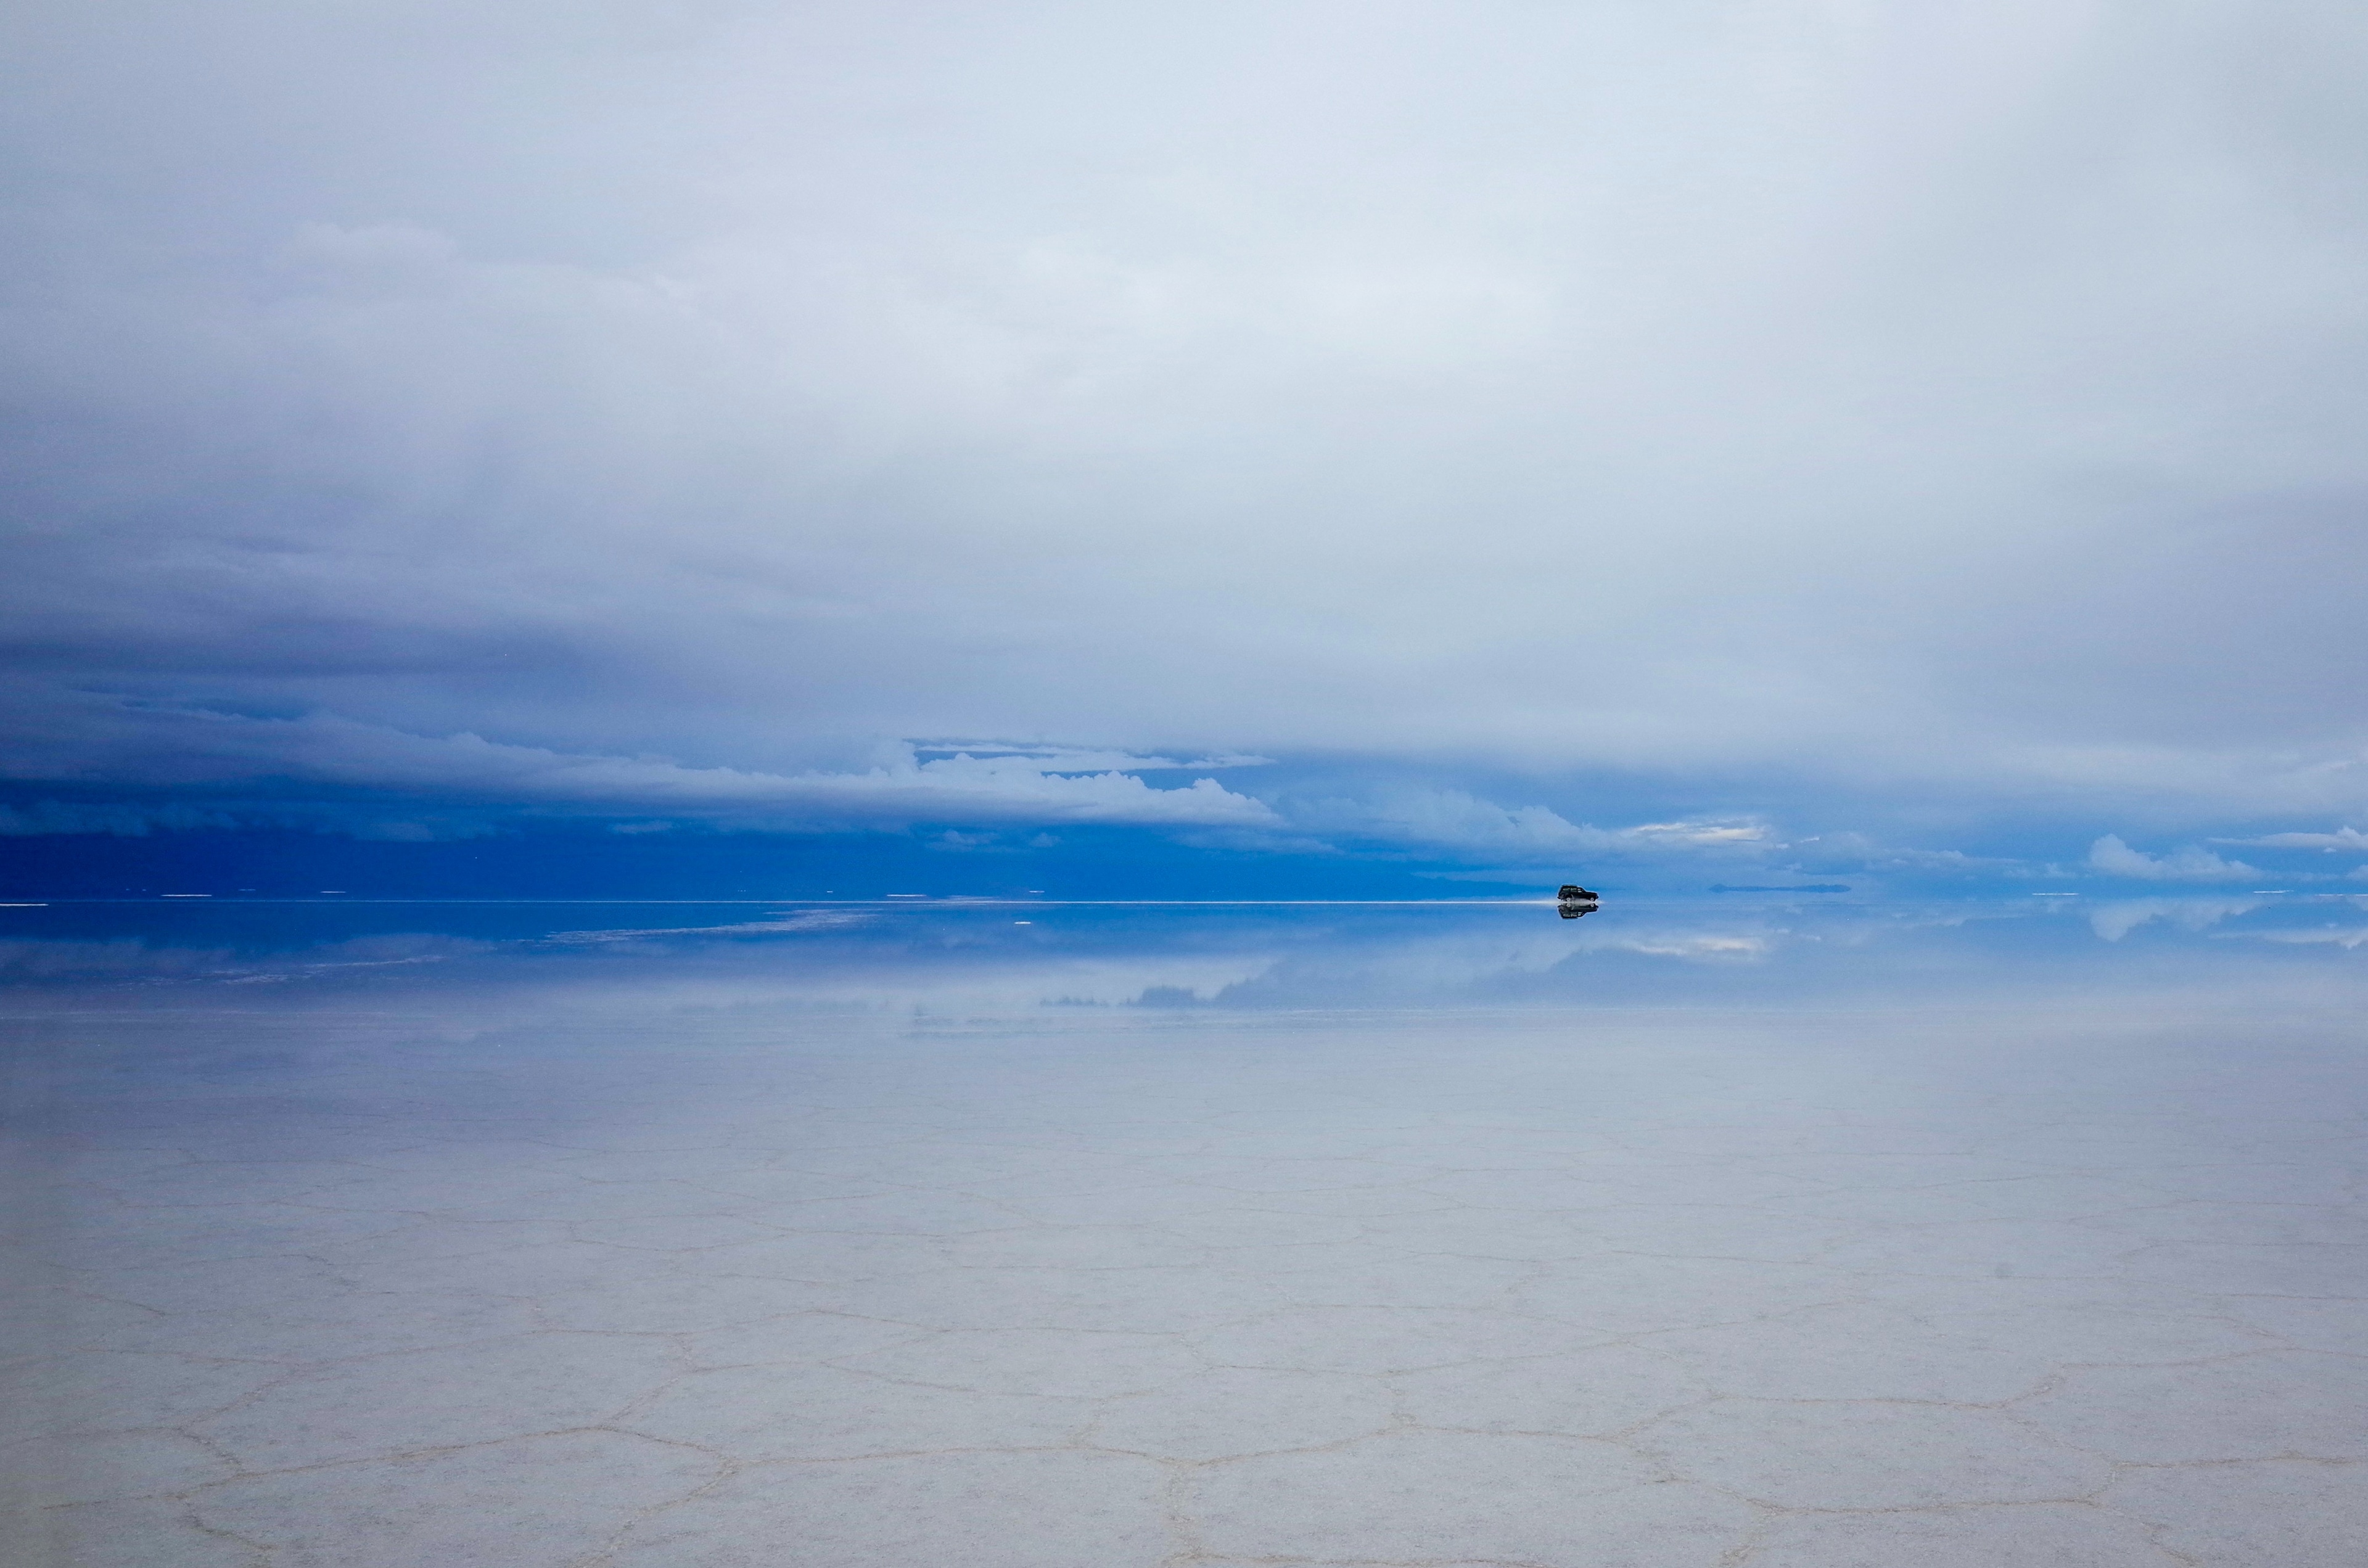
[{"left": 1557, "top": 885, "right": 1598, "bottom": 902}]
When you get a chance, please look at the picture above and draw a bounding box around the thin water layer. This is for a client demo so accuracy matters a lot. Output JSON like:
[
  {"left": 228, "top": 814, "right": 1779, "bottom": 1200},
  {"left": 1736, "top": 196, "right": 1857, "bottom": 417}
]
[{"left": 4, "top": 898, "right": 2366, "bottom": 1565}]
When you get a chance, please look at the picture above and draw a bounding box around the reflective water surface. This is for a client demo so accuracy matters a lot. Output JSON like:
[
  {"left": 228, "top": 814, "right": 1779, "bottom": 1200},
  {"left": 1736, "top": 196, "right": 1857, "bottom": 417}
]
[{"left": 6, "top": 896, "right": 2367, "bottom": 1565}]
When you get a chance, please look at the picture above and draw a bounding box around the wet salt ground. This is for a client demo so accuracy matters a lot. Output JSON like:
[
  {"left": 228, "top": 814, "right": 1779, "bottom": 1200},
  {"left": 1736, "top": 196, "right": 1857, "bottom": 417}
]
[{"left": 6, "top": 901, "right": 2368, "bottom": 1566}]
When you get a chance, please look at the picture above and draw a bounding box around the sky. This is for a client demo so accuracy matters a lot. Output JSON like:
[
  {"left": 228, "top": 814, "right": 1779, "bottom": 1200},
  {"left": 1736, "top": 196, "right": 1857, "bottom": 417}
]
[{"left": 4, "top": 0, "right": 2366, "bottom": 897}]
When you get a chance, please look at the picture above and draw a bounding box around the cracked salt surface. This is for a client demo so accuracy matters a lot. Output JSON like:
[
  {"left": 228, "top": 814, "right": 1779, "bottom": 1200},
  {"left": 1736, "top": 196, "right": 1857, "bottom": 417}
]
[{"left": 5, "top": 898, "right": 2368, "bottom": 1564}]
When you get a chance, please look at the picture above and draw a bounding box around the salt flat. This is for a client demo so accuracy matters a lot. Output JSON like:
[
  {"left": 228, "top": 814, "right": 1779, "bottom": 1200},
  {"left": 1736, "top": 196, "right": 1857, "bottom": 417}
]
[{"left": 4, "top": 900, "right": 2366, "bottom": 1565}]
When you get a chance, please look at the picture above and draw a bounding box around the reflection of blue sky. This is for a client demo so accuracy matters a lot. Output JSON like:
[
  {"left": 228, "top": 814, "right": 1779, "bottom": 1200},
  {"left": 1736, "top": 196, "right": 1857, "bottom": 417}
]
[
  {"left": 8, "top": 897, "right": 2364, "bottom": 1014},
  {"left": 14, "top": 892, "right": 2368, "bottom": 1565}
]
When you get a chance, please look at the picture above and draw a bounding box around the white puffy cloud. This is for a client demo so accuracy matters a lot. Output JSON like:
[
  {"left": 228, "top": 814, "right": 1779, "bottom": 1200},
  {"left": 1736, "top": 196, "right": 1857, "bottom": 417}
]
[{"left": 2087, "top": 835, "right": 2261, "bottom": 882}]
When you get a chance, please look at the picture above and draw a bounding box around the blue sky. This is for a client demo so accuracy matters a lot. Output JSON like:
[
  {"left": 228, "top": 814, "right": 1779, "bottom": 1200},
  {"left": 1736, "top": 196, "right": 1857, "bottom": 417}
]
[{"left": 4, "top": 1, "right": 2366, "bottom": 897}]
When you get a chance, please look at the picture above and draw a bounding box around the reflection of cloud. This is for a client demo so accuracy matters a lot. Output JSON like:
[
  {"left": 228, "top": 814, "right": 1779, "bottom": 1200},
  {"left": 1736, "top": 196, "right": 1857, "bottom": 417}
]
[
  {"left": 2254, "top": 927, "right": 2368, "bottom": 949},
  {"left": 2087, "top": 898, "right": 2261, "bottom": 942},
  {"left": 0, "top": 934, "right": 481, "bottom": 983},
  {"left": 1125, "top": 914, "right": 1778, "bottom": 1006},
  {"left": 1000, "top": 954, "right": 1288, "bottom": 1009},
  {"left": 1619, "top": 936, "right": 1769, "bottom": 959},
  {"left": 2088, "top": 835, "right": 2258, "bottom": 882},
  {"left": 543, "top": 911, "right": 872, "bottom": 945}
]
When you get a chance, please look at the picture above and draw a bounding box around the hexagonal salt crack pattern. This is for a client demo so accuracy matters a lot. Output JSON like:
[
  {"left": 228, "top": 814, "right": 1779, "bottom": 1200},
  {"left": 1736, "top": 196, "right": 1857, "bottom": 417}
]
[
  {"left": 1088, "top": 1365, "right": 1396, "bottom": 1459},
  {"left": 2014, "top": 1352, "right": 2368, "bottom": 1463},
  {"left": 1648, "top": 1302, "right": 2063, "bottom": 1404},
  {"left": 1638, "top": 1398, "right": 2114, "bottom": 1509},
  {"left": 564, "top": 1212, "right": 790, "bottom": 1250},
  {"left": 1, "top": 1496, "right": 264, "bottom": 1568},
  {"left": 1184, "top": 1428, "right": 1758, "bottom": 1566},
  {"left": 937, "top": 1223, "right": 1210, "bottom": 1270},
  {"left": 678, "top": 1310, "right": 942, "bottom": 1369},
  {"left": 1740, "top": 1503, "right": 2179, "bottom": 1566},
  {"left": 1560, "top": 1204, "right": 1854, "bottom": 1262},
  {"left": 1255, "top": 1248, "right": 1544, "bottom": 1310},
  {"left": 91, "top": 1289, "right": 544, "bottom": 1362},
  {"left": 602, "top": 1450, "right": 1175, "bottom": 1568},
  {"left": 822, "top": 1262, "right": 1287, "bottom": 1333},
  {"left": 332, "top": 1240, "right": 694, "bottom": 1298},
  {"left": 528, "top": 1273, "right": 839, "bottom": 1334},
  {"left": 1, "top": 1353, "right": 286, "bottom": 1447},
  {"left": 620, "top": 1360, "right": 1092, "bottom": 1460},
  {"left": 17, "top": 1204, "right": 421, "bottom": 1273},
  {"left": 2123, "top": 1241, "right": 2368, "bottom": 1297},
  {"left": 0, "top": 1286, "right": 162, "bottom": 1350},
  {"left": 831, "top": 1327, "right": 1202, "bottom": 1398},
  {"left": 1351, "top": 1206, "right": 1606, "bottom": 1261},
  {"left": 1507, "top": 1254, "right": 1852, "bottom": 1336},
  {"left": 21, "top": 966, "right": 2368, "bottom": 1567},
  {"left": 2221, "top": 1294, "right": 2368, "bottom": 1355},
  {"left": 1817, "top": 1219, "right": 2150, "bottom": 1279},
  {"left": 1190, "top": 1305, "right": 1601, "bottom": 1375},
  {"left": 191, "top": 1432, "right": 723, "bottom": 1568},
  {"left": 1652, "top": 1300, "right": 2276, "bottom": 1406},
  {"left": 2102, "top": 1459, "right": 2368, "bottom": 1566},
  {"left": 1391, "top": 1343, "right": 1716, "bottom": 1437},
  {"left": 190, "top": 1334, "right": 680, "bottom": 1467},
  {"left": 56, "top": 1255, "right": 359, "bottom": 1320},
  {"left": 2073, "top": 1200, "right": 2368, "bottom": 1247},
  {"left": 1, "top": 1429, "right": 235, "bottom": 1511}
]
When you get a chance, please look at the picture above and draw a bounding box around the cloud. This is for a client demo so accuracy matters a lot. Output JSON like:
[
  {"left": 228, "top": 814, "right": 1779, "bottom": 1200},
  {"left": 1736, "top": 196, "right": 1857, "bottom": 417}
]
[
  {"left": 0, "top": 797, "right": 494, "bottom": 840},
  {"left": 2216, "top": 827, "right": 2368, "bottom": 851},
  {"left": 3, "top": 2, "right": 2367, "bottom": 835},
  {"left": 1625, "top": 821, "right": 1777, "bottom": 848},
  {"left": 1292, "top": 787, "right": 1774, "bottom": 858},
  {"left": 0, "top": 801, "right": 244, "bottom": 836},
  {"left": 2087, "top": 835, "right": 2261, "bottom": 882},
  {"left": 0, "top": 700, "right": 1278, "bottom": 831},
  {"left": 912, "top": 744, "right": 1273, "bottom": 774}
]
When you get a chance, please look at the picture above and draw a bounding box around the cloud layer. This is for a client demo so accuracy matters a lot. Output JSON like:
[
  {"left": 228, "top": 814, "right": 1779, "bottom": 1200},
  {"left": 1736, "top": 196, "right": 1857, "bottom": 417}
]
[
  {"left": 0, "top": 702, "right": 1278, "bottom": 829},
  {"left": 4, "top": 1, "right": 2367, "bottom": 855}
]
